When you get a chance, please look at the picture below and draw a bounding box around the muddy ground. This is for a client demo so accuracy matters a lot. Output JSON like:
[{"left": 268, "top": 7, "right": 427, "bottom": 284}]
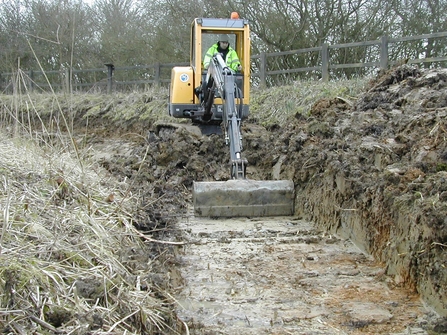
[
  {"left": 85, "top": 65, "right": 447, "bottom": 333},
  {"left": 173, "top": 211, "right": 433, "bottom": 334},
  {"left": 2, "top": 64, "right": 447, "bottom": 333}
]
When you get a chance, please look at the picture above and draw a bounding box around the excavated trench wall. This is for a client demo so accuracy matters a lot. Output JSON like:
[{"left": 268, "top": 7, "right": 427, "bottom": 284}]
[
  {"left": 294, "top": 170, "right": 447, "bottom": 317},
  {"left": 274, "top": 66, "right": 447, "bottom": 317}
]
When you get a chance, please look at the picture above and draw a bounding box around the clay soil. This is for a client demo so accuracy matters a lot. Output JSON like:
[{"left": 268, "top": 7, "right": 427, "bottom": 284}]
[{"left": 1, "top": 64, "right": 447, "bottom": 334}]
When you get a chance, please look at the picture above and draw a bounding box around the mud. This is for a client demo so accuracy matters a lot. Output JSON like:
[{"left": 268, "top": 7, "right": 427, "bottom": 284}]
[
  {"left": 74, "top": 65, "right": 447, "bottom": 333},
  {"left": 288, "top": 66, "right": 447, "bottom": 320},
  {"left": 173, "top": 213, "right": 430, "bottom": 334},
  {"left": 2, "top": 64, "right": 447, "bottom": 333},
  {"left": 158, "top": 66, "right": 446, "bottom": 333}
]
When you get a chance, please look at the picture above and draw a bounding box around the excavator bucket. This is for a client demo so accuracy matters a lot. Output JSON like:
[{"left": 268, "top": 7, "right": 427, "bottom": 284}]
[{"left": 193, "top": 179, "right": 294, "bottom": 217}]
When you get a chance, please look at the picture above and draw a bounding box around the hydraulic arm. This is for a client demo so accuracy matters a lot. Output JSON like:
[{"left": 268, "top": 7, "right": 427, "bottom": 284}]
[{"left": 202, "top": 53, "right": 247, "bottom": 179}]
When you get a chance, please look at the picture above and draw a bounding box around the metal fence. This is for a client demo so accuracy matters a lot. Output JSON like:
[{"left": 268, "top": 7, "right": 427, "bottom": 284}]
[{"left": 1, "top": 31, "right": 447, "bottom": 93}]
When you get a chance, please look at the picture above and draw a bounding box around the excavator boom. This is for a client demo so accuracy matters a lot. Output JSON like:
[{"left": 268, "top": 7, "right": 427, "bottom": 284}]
[{"left": 203, "top": 53, "right": 246, "bottom": 179}]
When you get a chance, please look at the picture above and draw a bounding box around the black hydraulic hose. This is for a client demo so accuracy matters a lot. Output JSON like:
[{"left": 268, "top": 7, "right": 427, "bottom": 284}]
[
  {"left": 203, "top": 77, "right": 215, "bottom": 119},
  {"left": 235, "top": 85, "right": 243, "bottom": 118}
]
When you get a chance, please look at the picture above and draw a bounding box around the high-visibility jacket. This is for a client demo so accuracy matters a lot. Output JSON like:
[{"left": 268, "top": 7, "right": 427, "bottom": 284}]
[{"left": 203, "top": 43, "right": 241, "bottom": 72}]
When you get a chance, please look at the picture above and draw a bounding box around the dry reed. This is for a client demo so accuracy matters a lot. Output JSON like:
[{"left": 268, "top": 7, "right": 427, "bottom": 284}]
[{"left": 0, "top": 110, "right": 176, "bottom": 333}]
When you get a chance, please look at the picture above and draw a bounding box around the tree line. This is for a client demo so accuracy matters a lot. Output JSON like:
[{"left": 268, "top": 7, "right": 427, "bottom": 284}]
[{"left": 1, "top": 0, "right": 447, "bottom": 80}]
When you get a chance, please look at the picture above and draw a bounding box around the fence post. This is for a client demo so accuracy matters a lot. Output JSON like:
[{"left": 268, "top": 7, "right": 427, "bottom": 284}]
[
  {"left": 104, "top": 63, "right": 114, "bottom": 94},
  {"left": 64, "top": 68, "right": 72, "bottom": 94},
  {"left": 321, "top": 43, "right": 329, "bottom": 82},
  {"left": 380, "top": 35, "right": 389, "bottom": 70},
  {"left": 154, "top": 62, "right": 160, "bottom": 86},
  {"left": 259, "top": 52, "right": 266, "bottom": 88}
]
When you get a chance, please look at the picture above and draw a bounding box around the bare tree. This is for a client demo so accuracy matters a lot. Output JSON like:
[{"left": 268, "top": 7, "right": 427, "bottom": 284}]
[
  {"left": 391, "top": 0, "right": 447, "bottom": 61},
  {"left": 141, "top": 0, "right": 206, "bottom": 62},
  {"left": 0, "top": 0, "right": 98, "bottom": 89},
  {"left": 28, "top": 0, "right": 98, "bottom": 69},
  {"left": 93, "top": 0, "right": 150, "bottom": 65},
  {"left": 0, "top": 0, "right": 34, "bottom": 71},
  {"left": 1, "top": 0, "right": 447, "bottom": 87}
]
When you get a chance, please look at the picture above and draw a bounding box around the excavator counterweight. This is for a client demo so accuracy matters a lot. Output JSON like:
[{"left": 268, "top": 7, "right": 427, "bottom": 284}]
[{"left": 168, "top": 15, "right": 294, "bottom": 217}]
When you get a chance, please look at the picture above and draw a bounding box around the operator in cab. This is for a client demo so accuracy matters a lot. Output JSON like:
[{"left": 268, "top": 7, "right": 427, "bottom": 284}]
[{"left": 203, "top": 34, "right": 242, "bottom": 72}]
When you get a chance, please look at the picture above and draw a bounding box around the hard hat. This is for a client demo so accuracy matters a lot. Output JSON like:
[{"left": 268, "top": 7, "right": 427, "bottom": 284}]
[{"left": 219, "top": 34, "right": 229, "bottom": 42}]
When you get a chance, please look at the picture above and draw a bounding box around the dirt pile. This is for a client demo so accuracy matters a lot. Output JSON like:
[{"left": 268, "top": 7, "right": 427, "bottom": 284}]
[{"left": 276, "top": 65, "right": 447, "bottom": 318}]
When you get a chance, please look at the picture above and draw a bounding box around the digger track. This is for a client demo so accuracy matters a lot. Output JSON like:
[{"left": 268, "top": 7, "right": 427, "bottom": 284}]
[{"left": 173, "top": 213, "right": 430, "bottom": 334}]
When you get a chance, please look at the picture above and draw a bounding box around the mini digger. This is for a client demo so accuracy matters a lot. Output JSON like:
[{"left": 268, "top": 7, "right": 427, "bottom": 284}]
[{"left": 168, "top": 13, "right": 294, "bottom": 217}]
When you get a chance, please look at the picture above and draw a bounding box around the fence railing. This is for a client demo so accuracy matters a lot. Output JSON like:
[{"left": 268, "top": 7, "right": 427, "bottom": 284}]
[
  {"left": 0, "top": 62, "right": 189, "bottom": 94},
  {"left": 251, "top": 31, "right": 447, "bottom": 86},
  {"left": 1, "top": 31, "right": 447, "bottom": 93}
]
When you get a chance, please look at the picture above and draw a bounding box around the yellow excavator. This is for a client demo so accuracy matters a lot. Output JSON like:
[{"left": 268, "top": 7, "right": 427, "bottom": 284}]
[{"left": 168, "top": 13, "right": 294, "bottom": 217}]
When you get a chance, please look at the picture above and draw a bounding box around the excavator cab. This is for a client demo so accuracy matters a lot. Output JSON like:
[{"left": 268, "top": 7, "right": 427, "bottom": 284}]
[
  {"left": 168, "top": 14, "right": 295, "bottom": 218},
  {"left": 168, "top": 14, "right": 250, "bottom": 125}
]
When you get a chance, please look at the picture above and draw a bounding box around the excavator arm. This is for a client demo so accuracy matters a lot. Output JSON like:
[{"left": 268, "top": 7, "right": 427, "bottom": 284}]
[
  {"left": 193, "top": 53, "right": 294, "bottom": 217},
  {"left": 202, "top": 53, "right": 247, "bottom": 179}
]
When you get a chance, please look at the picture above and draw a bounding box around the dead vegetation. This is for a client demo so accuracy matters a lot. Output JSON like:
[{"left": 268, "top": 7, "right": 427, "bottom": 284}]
[{"left": 0, "top": 131, "right": 182, "bottom": 333}]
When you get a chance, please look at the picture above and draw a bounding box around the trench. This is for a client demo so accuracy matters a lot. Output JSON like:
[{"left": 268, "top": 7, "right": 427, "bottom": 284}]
[
  {"left": 170, "top": 208, "right": 432, "bottom": 334},
  {"left": 3, "top": 66, "right": 447, "bottom": 333}
]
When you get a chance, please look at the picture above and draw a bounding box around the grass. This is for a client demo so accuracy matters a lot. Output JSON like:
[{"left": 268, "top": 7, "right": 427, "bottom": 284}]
[
  {"left": 0, "top": 130, "right": 177, "bottom": 333},
  {"left": 0, "top": 69, "right": 182, "bottom": 333},
  {"left": 250, "top": 78, "right": 368, "bottom": 127}
]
